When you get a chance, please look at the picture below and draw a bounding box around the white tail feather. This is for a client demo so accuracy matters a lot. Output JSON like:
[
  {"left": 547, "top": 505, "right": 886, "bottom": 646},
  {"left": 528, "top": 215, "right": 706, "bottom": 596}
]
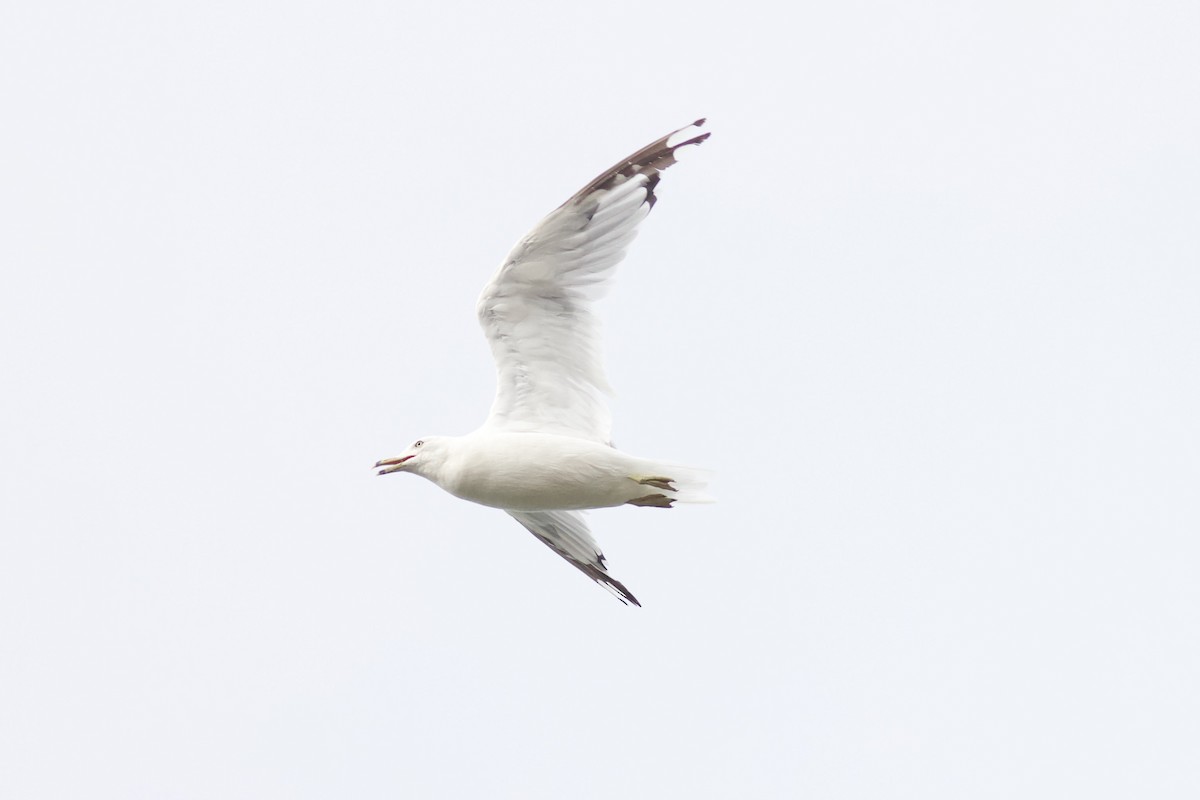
[{"left": 638, "top": 460, "right": 715, "bottom": 504}]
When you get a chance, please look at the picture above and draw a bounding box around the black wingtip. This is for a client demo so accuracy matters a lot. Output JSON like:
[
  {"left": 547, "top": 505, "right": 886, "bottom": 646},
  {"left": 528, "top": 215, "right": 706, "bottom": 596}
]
[
  {"left": 611, "top": 583, "right": 642, "bottom": 607},
  {"left": 584, "top": 566, "right": 641, "bottom": 606},
  {"left": 565, "top": 118, "right": 712, "bottom": 209}
]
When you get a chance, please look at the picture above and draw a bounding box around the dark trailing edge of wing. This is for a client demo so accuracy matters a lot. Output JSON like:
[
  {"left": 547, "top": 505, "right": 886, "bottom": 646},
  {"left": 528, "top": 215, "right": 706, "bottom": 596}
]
[{"left": 564, "top": 118, "right": 710, "bottom": 211}]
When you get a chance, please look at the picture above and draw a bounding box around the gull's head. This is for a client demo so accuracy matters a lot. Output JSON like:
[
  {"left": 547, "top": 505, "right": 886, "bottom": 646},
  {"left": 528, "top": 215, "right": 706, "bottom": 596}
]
[{"left": 375, "top": 437, "right": 440, "bottom": 476}]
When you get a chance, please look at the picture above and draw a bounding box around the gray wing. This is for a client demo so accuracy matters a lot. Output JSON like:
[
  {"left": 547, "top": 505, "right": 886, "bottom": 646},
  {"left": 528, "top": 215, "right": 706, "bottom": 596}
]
[
  {"left": 506, "top": 510, "right": 640, "bottom": 606},
  {"left": 476, "top": 119, "right": 711, "bottom": 443}
]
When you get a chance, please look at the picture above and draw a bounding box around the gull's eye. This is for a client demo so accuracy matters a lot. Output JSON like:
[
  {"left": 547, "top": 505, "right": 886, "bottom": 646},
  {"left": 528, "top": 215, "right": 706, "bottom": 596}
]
[{"left": 415, "top": 440, "right": 424, "bottom": 447}]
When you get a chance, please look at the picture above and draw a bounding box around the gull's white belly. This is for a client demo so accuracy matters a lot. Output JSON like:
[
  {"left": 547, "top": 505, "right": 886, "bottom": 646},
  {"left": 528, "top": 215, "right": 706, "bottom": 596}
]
[{"left": 436, "top": 432, "right": 650, "bottom": 511}]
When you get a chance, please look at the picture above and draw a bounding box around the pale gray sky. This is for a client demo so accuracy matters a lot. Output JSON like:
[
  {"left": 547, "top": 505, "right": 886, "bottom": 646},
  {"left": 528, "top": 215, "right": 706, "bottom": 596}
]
[{"left": 2, "top": 1, "right": 1198, "bottom": 798}]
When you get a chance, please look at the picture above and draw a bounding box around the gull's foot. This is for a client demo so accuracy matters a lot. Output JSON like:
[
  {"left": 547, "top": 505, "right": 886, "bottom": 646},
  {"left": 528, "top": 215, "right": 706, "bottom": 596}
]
[
  {"left": 635, "top": 476, "right": 677, "bottom": 492},
  {"left": 627, "top": 493, "right": 675, "bottom": 508}
]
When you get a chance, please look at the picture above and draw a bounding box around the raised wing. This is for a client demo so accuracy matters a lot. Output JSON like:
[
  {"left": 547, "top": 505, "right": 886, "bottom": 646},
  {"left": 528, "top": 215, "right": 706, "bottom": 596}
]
[
  {"left": 476, "top": 119, "right": 710, "bottom": 443},
  {"left": 507, "top": 510, "right": 640, "bottom": 606}
]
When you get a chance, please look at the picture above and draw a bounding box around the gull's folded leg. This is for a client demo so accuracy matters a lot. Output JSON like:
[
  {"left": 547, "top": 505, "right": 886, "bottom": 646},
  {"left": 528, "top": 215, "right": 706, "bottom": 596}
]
[
  {"left": 627, "top": 493, "right": 675, "bottom": 508},
  {"left": 634, "top": 475, "right": 678, "bottom": 492}
]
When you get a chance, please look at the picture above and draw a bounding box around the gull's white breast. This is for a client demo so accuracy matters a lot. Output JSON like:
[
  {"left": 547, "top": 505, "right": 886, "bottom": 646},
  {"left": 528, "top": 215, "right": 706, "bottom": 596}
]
[{"left": 435, "top": 432, "right": 652, "bottom": 512}]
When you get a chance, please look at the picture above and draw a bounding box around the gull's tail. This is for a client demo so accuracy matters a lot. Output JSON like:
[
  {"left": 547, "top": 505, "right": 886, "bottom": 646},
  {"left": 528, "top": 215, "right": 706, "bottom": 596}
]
[{"left": 628, "top": 461, "right": 715, "bottom": 507}]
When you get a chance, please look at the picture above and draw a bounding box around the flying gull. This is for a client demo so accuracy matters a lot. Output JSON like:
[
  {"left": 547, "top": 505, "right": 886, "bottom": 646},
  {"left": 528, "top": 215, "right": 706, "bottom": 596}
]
[{"left": 375, "top": 119, "right": 712, "bottom": 605}]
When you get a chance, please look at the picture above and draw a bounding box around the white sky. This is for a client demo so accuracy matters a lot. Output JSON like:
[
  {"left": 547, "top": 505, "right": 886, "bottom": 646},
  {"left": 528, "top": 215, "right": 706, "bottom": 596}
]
[{"left": 2, "top": 1, "right": 1198, "bottom": 797}]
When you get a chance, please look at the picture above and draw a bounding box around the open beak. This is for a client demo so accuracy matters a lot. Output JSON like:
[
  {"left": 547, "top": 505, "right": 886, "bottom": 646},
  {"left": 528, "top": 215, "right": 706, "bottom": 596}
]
[{"left": 374, "top": 455, "right": 414, "bottom": 476}]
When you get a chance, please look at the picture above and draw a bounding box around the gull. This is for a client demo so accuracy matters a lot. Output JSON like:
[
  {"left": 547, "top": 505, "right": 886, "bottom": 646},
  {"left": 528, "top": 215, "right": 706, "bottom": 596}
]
[{"left": 375, "top": 119, "right": 712, "bottom": 606}]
